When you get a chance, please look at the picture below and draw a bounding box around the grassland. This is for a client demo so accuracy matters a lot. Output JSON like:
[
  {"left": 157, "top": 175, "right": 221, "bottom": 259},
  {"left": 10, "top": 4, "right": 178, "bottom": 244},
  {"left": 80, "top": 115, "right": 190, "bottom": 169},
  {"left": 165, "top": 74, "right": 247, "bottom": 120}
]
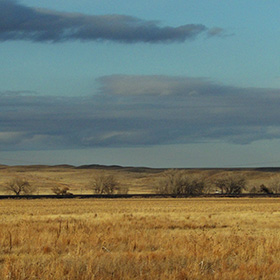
[
  {"left": 1, "top": 164, "right": 280, "bottom": 195},
  {"left": 0, "top": 165, "right": 164, "bottom": 194},
  {"left": 1, "top": 198, "right": 280, "bottom": 279}
]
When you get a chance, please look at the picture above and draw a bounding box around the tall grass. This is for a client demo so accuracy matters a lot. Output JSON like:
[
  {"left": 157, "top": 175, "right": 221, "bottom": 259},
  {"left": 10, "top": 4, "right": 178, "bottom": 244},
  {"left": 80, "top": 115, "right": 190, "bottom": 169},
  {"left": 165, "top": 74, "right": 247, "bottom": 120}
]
[{"left": 1, "top": 198, "right": 280, "bottom": 279}]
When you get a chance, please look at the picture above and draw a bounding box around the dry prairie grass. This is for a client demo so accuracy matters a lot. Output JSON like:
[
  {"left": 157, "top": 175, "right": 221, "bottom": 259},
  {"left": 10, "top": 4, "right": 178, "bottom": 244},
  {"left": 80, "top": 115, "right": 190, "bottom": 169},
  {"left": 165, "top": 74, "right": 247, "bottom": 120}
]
[{"left": 1, "top": 198, "right": 280, "bottom": 279}]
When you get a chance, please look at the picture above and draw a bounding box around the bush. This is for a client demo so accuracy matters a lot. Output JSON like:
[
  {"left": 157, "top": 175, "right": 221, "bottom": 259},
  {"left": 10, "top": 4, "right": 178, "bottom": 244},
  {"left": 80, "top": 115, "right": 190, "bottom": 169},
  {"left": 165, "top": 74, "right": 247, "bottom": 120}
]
[
  {"left": 259, "top": 184, "right": 273, "bottom": 194},
  {"left": 249, "top": 186, "right": 258, "bottom": 194},
  {"left": 5, "top": 177, "right": 36, "bottom": 195},
  {"left": 90, "top": 174, "right": 119, "bottom": 194},
  {"left": 156, "top": 170, "right": 204, "bottom": 195},
  {"left": 249, "top": 184, "right": 273, "bottom": 194},
  {"left": 51, "top": 185, "right": 73, "bottom": 195}
]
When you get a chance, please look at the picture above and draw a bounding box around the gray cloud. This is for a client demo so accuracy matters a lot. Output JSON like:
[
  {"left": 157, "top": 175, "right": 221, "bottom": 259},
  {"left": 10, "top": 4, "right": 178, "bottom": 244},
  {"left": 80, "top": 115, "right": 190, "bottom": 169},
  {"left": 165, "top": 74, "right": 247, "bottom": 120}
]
[
  {"left": 0, "top": 0, "right": 224, "bottom": 43},
  {"left": 1, "top": 76, "right": 280, "bottom": 151}
]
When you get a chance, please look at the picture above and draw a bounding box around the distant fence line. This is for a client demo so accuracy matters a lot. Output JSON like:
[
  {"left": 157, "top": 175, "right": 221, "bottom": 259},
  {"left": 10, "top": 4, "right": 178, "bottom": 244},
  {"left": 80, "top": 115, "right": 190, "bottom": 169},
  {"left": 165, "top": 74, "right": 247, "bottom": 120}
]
[{"left": 1, "top": 193, "right": 280, "bottom": 199}]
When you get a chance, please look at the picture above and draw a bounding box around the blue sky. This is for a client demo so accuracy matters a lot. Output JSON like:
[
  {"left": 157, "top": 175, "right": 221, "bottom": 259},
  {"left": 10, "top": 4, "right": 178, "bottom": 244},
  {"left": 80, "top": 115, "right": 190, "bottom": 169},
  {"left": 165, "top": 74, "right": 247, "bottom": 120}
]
[{"left": 1, "top": 0, "right": 280, "bottom": 167}]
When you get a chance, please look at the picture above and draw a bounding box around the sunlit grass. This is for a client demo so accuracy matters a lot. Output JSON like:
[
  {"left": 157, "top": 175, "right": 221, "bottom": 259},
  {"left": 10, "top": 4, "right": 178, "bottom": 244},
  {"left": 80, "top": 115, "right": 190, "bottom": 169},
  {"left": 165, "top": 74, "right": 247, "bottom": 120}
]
[{"left": 1, "top": 198, "right": 280, "bottom": 279}]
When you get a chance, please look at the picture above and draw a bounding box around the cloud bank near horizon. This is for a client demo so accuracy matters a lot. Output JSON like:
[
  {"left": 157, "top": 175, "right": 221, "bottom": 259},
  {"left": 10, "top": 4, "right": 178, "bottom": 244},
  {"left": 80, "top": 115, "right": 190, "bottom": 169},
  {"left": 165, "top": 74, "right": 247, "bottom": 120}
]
[
  {"left": 1, "top": 75, "right": 280, "bottom": 151},
  {"left": 0, "top": 0, "right": 225, "bottom": 43}
]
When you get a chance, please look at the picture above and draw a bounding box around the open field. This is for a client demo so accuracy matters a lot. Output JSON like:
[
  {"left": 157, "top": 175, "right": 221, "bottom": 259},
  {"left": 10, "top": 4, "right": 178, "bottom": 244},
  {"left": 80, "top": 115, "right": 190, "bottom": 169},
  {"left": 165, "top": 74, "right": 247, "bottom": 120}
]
[
  {"left": 1, "top": 198, "right": 280, "bottom": 279},
  {"left": 1, "top": 164, "right": 280, "bottom": 195},
  {"left": 0, "top": 165, "right": 164, "bottom": 195}
]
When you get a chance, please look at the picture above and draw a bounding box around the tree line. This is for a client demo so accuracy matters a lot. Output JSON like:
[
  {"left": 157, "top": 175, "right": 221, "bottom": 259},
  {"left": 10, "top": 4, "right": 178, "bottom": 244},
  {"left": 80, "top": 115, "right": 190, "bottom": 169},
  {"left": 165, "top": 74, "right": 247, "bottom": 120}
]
[
  {"left": 2, "top": 174, "right": 129, "bottom": 196},
  {"left": 2, "top": 170, "right": 280, "bottom": 196},
  {"left": 156, "top": 170, "right": 280, "bottom": 195}
]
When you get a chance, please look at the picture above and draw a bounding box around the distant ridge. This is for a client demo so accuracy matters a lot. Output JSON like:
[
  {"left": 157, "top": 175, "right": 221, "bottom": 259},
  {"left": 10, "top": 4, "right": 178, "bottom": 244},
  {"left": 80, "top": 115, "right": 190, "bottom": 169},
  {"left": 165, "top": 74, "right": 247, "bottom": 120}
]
[
  {"left": 0, "top": 164, "right": 76, "bottom": 172},
  {"left": 254, "top": 167, "right": 280, "bottom": 172},
  {"left": 51, "top": 164, "right": 75, "bottom": 168},
  {"left": 76, "top": 164, "right": 124, "bottom": 170},
  {"left": 1, "top": 163, "right": 280, "bottom": 173},
  {"left": 76, "top": 164, "right": 165, "bottom": 173}
]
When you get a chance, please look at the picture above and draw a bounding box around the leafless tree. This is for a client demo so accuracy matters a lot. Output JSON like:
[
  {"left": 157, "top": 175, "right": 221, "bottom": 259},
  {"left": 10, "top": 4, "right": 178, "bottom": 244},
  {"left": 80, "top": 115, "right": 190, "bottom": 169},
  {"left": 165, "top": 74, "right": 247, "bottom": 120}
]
[
  {"left": 156, "top": 170, "right": 205, "bottom": 195},
  {"left": 5, "top": 177, "right": 36, "bottom": 195},
  {"left": 116, "top": 185, "right": 129, "bottom": 194},
  {"left": 213, "top": 174, "right": 246, "bottom": 194},
  {"left": 90, "top": 174, "right": 119, "bottom": 194},
  {"left": 268, "top": 176, "right": 280, "bottom": 194}
]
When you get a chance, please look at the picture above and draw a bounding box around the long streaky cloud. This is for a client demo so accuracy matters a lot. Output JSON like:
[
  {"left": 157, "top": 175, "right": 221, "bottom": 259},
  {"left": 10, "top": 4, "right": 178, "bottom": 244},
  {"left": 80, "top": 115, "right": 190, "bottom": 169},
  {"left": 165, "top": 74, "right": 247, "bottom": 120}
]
[
  {"left": 0, "top": 0, "right": 224, "bottom": 43},
  {"left": 1, "top": 75, "right": 280, "bottom": 151}
]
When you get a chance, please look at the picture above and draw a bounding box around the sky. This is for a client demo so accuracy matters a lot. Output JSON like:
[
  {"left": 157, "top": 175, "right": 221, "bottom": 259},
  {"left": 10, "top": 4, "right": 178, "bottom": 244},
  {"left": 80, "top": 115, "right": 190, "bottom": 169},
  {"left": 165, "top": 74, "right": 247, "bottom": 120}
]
[{"left": 1, "top": 0, "right": 280, "bottom": 168}]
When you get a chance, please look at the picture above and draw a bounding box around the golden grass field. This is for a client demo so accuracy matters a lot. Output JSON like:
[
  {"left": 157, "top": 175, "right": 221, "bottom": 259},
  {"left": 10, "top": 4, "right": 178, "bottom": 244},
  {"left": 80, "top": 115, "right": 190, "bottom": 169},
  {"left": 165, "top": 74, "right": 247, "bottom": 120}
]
[{"left": 1, "top": 197, "right": 280, "bottom": 279}]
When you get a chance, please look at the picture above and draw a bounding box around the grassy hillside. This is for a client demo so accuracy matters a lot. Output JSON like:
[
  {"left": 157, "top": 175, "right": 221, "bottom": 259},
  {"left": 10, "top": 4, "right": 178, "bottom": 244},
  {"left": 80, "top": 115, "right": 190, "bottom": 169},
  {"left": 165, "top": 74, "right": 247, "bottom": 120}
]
[{"left": 1, "top": 164, "right": 280, "bottom": 195}]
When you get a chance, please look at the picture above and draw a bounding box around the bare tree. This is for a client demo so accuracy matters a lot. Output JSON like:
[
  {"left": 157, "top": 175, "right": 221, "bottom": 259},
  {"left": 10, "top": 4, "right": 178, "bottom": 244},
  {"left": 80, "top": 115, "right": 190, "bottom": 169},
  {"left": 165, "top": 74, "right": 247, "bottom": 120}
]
[
  {"left": 268, "top": 176, "right": 280, "bottom": 194},
  {"left": 156, "top": 170, "right": 204, "bottom": 195},
  {"left": 5, "top": 177, "right": 36, "bottom": 195},
  {"left": 213, "top": 174, "right": 246, "bottom": 194},
  {"left": 116, "top": 185, "right": 129, "bottom": 194},
  {"left": 90, "top": 174, "right": 119, "bottom": 194}
]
